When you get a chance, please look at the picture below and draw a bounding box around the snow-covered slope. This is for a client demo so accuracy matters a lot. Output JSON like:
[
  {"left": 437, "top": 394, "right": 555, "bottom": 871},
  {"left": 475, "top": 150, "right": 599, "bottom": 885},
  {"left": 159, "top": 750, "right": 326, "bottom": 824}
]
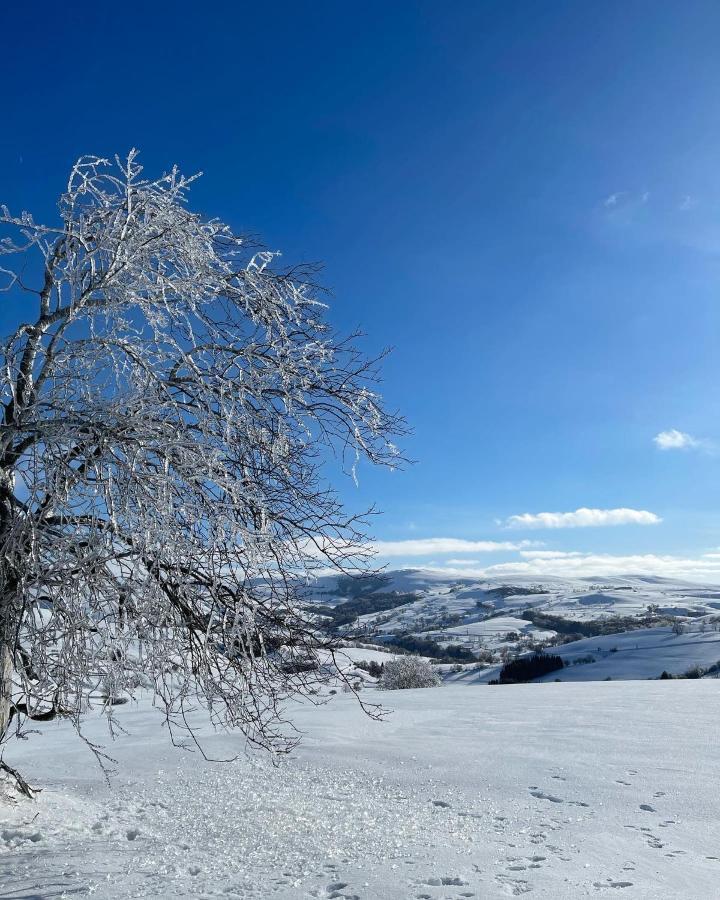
[
  {"left": 540, "top": 627, "right": 720, "bottom": 681},
  {"left": 445, "top": 626, "right": 720, "bottom": 684},
  {"left": 2, "top": 681, "right": 720, "bottom": 899},
  {"left": 310, "top": 569, "right": 720, "bottom": 678},
  {"left": 312, "top": 569, "right": 720, "bottom": 628}
]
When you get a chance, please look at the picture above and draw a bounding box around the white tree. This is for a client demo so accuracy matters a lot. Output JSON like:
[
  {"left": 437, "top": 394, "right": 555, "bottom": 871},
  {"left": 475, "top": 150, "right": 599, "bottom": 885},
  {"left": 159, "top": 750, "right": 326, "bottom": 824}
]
[
  {"left": 0, "top": 152, "right": 405, "bottom": 790},
  {"left": 377, "top": 656, "right": 441, "bottom": 690}
]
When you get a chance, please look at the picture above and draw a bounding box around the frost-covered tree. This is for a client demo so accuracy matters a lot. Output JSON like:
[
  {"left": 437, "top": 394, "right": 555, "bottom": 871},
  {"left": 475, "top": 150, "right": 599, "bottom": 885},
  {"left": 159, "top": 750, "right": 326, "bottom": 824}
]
[
  {"left": 377, "top": 656, "right": 441, "bottom": 690},
  {"left": 0, "top": 152, "right": 404, "bottom": 786}
]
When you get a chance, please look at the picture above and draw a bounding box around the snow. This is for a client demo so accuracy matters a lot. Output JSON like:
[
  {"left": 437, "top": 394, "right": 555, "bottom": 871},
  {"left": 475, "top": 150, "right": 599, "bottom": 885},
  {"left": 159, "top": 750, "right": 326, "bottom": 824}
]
[
  {"left": 537, "top": 627, "right": 720, "bottom": 681},
  {"left": 314, "top": 570, "right": 720, "bottom": 679},
  {"left": 335, "top": 646, "right": 401, "bottom": 665},
  {"left": 443, "top": 626, "right": 720, "bottom": 685},
  {"left": 328, "top": 569, "right": 720, "bottom": 634},
  {"left": 3, "top": 680, "right": 720, "bottom": 898},
  {"left": 431, "top": 616, "right": 556, "bottom": 649}
]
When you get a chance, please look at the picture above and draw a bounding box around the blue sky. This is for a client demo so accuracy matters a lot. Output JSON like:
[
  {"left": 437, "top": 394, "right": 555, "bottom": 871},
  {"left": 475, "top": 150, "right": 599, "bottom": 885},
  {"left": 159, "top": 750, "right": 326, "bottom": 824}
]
[{"left": 3, "top": 2, "right": 720, "bottom": 580}]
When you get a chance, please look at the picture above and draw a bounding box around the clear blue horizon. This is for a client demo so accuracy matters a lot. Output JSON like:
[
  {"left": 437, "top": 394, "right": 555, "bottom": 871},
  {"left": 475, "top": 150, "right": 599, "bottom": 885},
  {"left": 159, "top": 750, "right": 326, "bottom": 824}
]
[{"left": 3, "top": 1, "right": 720, "bottom": 580}]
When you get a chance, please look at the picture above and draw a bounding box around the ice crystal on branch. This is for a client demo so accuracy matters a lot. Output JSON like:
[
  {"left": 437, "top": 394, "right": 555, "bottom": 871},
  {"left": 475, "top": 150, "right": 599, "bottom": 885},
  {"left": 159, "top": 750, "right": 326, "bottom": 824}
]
[{"left": 0, "top": 151, "right": 405, "bottom": 760}]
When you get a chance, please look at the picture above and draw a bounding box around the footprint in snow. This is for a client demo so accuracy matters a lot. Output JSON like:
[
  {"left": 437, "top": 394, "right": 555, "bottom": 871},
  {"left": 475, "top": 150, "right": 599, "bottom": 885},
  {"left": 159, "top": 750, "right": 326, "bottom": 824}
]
[
  {"left": 495, "top": 874, "right": 533, "bottom": 895},
  {"left": 639, "top": 804, "right": 655, "bottom": 812},
  {"left": 422, "top": 876, "right": 468, "bottom": 886},
  {"left": 1, "top": 828, "right": 42, "bottom": 847},
  {"left": 529, "top": 789, "right": 563, "bottom": 804},
  {"left": 311, "top": 883, "right": 359, "bottom": 900},
  {"left": 432, "top": 799, "right": 452, "bottom": 808}
]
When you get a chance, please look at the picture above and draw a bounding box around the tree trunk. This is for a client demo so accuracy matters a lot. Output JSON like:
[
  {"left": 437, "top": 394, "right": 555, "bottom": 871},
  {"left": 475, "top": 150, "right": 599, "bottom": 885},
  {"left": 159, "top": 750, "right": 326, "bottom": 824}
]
[
  {"left": 0, "top": 638, "right": 11, "bottom": 743},
  {"left": 0, "top": 483, "right": 17, "bottom": 745}
]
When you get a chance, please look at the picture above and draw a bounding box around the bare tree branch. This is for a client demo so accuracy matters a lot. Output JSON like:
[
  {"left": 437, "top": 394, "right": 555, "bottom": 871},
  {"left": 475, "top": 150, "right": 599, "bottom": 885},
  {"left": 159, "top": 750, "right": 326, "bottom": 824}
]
[{"left": 0, "top": 150, "right": 406, "bottom": 764}]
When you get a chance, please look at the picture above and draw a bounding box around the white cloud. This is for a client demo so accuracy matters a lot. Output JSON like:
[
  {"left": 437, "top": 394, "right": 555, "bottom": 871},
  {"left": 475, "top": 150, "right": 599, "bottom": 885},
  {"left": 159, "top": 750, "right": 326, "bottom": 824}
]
[
  {"left": 654, "top": 429, "right": 701, "bottom": 450},
  {"left": 445, "top": 558, "right": 482, "bottom": 566},
  {"left": 371, "top": 538, "right": 533, "bottom": 557},
  {"left": 504, "top": 507, "right": 662, "bottom": 530},
  {"left": 518, "top": 550, "right": 582, "bottom": 559},
  {"left": 422, "top": 552, "right": 720, "bottom": 583}
]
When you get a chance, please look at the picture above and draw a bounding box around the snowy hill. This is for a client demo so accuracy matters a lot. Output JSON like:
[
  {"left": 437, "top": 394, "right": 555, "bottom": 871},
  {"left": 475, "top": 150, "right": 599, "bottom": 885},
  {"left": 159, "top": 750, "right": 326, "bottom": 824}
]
[
  {"left": 308, "top": 569, "right": 720, "bottom": 680},
  {"left": 4, "top": 570, "right": 720, "bottom": 899},
  {"left": 3, "top": 681, "right": 720, "bottom": 898}
]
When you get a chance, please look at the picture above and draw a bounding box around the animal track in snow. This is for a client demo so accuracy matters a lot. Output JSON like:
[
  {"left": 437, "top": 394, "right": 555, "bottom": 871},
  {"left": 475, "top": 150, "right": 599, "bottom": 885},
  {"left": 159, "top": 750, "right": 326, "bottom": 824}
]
[
  {"left": 528, "top": 788, "right": 590, "bottom": 809},
  {"left": 310, "top": 882, "right": 359, "bottom": 900},
  {"left": 495, "top": 873, "right": 533, "bottom": 895},
  {"left": 529, "top": 789, "right": 563, "bottom": 804},
  {"left": 1, "top": 828, "right": 42, "bottom": 848},
  {"left": 422, "top": 875, "right": 468, "bottom": 886}
]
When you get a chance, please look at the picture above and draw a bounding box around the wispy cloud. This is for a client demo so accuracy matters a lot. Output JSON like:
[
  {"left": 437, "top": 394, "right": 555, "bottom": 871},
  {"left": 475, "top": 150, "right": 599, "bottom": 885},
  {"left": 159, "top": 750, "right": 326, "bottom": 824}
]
[
  {"left": 654, "top": 429, "right": 704, "bottom": 451},
  {"left": 372, "top": 538, "right": 535, "bottom": 557},
  {"left": 602, "top": 190, "right": 650, "bottom": 211},
  {"left": 504, "top": 507, "right": 662, "bottom": 529},
  {"left": 597, "top": 189, "right": 716, "bottom": 254},
  {"left": 518, "top": 549, "right": 582, "bottom": 559},
  {"left": 604, "top": 191, "right": 628, "bottom": 208},
  {"left": 423, "top": 552, "right": 720, "bottom": 583}
]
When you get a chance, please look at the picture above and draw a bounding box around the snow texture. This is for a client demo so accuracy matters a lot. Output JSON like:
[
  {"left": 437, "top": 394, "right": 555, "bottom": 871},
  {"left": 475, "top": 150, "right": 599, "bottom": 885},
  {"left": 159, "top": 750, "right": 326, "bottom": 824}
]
[{"left": 2, "top": 680, "right": 719, "bottom": 898}]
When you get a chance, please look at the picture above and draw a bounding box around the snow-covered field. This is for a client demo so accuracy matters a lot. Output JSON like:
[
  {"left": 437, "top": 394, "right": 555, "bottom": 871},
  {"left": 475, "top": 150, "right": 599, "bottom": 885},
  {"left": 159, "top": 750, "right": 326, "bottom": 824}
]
[
  {"left": 540, "top": 627, "right": 720, "bottom": 681},
  {"left": 427, "top": 616, "right": 556, "bottom": 650},
  {"left": 442, "top": 626, "right": 720, "bottom": 684},
  {"left": 313, "top": 570, "right": 720, "bottom": 676},
  {"left": 2, "top": 680, "right": 719, "bottom": 899},
  {"left": 3, "top": 572, "right": 719, "bottom": 898}
]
